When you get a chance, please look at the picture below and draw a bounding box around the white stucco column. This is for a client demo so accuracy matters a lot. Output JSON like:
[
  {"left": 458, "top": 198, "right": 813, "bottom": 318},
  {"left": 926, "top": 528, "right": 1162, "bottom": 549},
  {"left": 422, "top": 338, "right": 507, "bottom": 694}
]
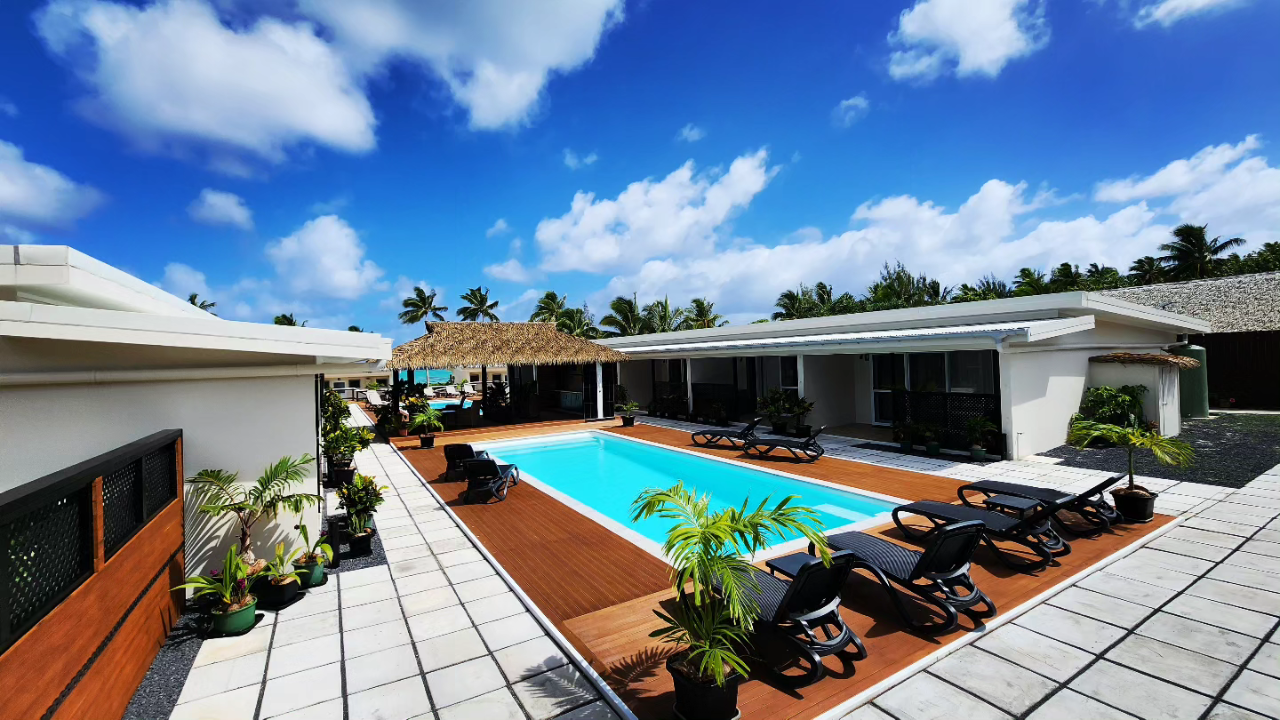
[
  {"left": 595, "top": 362, "right": 604, "bottom": 420},
  {"left": 686, "top": 359, "right": 694, "bottom": 414},
  {"left": 796, "top": 354, "right": 805, "bottom": 397}
]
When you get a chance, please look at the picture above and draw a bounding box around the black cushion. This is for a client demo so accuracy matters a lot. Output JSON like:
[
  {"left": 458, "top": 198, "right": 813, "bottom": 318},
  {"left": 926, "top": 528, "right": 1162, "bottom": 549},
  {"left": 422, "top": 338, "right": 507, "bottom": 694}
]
[
  {"left": 740, "top": 567, "right": 790, "bottom": 621},
  {"left": 968, "top": 480, "right": 1070, "bottom": 503},
  {"left": 900, "top": 501, "right": 1020, "bottom": 533}
]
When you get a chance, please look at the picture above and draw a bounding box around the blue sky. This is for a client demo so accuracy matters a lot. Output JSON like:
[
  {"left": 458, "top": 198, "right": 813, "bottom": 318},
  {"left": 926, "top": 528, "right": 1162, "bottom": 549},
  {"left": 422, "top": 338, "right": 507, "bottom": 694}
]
[{"left": 1, "top": 0, "right": 1278, "bottom": 340}]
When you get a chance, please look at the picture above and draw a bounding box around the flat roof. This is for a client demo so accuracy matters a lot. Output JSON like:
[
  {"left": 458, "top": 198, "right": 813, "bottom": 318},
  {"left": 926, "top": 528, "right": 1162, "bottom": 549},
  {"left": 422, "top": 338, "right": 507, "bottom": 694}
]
[
  {"left": 598, "top": 291, "right": 1209, "bottom": 355},
  {"left": 0, "top": 245, "right": 208, "bottom": 317}
]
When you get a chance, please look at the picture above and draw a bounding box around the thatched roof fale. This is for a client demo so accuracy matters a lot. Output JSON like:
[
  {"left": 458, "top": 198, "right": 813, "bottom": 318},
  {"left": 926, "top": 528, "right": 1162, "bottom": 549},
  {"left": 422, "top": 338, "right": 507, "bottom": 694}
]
[
  {"left": 1089, "top": 352, "right": 1201, "bottom": 369},
  {"left": 389, "top": 322, "right": 628, "bottom": 370}
]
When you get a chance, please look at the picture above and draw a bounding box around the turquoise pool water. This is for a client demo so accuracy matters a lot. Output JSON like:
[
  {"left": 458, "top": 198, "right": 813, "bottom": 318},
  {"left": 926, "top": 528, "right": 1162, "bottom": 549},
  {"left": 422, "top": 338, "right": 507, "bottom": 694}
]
[
  {"left": 399, "top": 369, "right": 456, "bottom": 385},
  {"left": 429, "top": 400, "right": 473, "bottom": 409},
  {"left": 482, "top": 433, "right": 896, "bottom": 548}
]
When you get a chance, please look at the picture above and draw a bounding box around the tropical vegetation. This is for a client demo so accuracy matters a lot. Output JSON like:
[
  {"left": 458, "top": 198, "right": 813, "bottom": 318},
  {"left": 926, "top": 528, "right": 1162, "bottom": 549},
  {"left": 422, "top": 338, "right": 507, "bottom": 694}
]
[
  {"left": 457, "top": 286, "right": 501, "bottom": 322},
  {"left": 188, "top": 293, "right": 216, "bottom": 313},
  {"left": 1067, "top": 420, "right": 1195, "bottom": 495},
  {"left": 399, "top": 286, "right": 449, "bottom": 328},
  {"left": 187, "top": 455, "right": 320, "bottom": 561}
]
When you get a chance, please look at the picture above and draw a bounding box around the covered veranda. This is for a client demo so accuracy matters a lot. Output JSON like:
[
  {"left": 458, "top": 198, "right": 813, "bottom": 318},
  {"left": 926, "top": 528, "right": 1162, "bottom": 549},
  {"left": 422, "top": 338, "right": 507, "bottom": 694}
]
[{"left": 386, "top": 321, "right": 629, "bottom": 432}]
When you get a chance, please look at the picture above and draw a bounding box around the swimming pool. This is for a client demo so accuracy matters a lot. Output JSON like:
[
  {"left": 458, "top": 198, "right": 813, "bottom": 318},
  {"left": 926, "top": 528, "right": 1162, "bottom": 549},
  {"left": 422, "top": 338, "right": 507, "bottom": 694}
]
[
  {"left": 429, "top": 400, "right": 473, "bottom": 410},
  {"left": 481, "top": 432, "right": 899, "bottom": 557}
]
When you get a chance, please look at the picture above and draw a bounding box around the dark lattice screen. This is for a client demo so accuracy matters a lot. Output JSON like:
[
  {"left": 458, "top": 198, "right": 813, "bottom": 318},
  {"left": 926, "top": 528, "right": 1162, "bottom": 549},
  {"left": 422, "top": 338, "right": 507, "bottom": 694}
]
[
  {"left": 893, "top": 390, "right": 1003, "bottom": 452},
  {"left": 102, "top": 462, "right": 143, "bottom": 557},
  {"left": 141, "top": 445, "right": 177, "bottom": 518},
  {"left": 4, "top": 490, "right": 92, "bottom": 637}
]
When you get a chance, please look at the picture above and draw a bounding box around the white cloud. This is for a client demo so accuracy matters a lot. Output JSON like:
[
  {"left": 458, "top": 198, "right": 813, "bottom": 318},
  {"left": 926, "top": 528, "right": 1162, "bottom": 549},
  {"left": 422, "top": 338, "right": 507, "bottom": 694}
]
[
  {"left": 298, "top": 0, "right": 623, "bottom": 129},
  {"left": 676, "top": 123, "right": 706, "bottom": 143},
  {"left": 536, "top": 148, "right": 778, "bottom": 274},
  {"left": 0, "top": 139, "right": 104, "bottom": 229},
  {"left": 505, "top": 288, "right": 541, "bottom": 311},
  {"left": 1095, "top": 135, "right": 1260, "bottom": 201},
  {"left": 1134, "top": 0, "right": 1247, "bottom": 27},
  {"left": 832, "top": 94, "right": 870, "bottom": 128},
  {"left": 1, "top": 224, "right": 36, "bottom": 243},
  {"left": 35, "top": 0, "right": 376, "bottom": 169},
  {"left": 888, "top": 0, "right": 1049, "bottom": 82},
  {"left": 187, "top": 188, "right": 253, "bottom": 230},
  {"left": 483, "top": 257, "right": 537, "bottom": 283},
  {"left": 159, "top": 261, "right": 210, "bottom": 298},
  {"left": 563, "top": 149, "right": 598, "bottom": 170},
  {"left": 264, "top": 215, "right": 384, "bottom": 300},
  {"left": 0, "top": 99, "right": 17, "bottom": 118},
  {"left": 486, "top": 218, "right": 511, "bottom": 237}
]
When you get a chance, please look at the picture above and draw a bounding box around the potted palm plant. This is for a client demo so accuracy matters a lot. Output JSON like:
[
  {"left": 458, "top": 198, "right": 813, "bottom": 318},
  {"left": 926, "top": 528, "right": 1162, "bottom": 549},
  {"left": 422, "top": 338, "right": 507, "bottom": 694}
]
[
  {"left": 617, "top": 401, "right": 640, "bottom": 427},
  {"left": 175, "top": 545, "right": 257, "bottom": 636},
  {"left": 966, "top": 417, "right": 997, "bottom": 461},
  {"left": 322, "top": 426, "right": 371, "bottom": 487},
  {"left": 1067, "top": 420, "right": 1194, "bottom": 523},
  {"left": 409, "top": 406, "right": 444, "bottom": 448},
  {"left": 188, "top": 455, "right": 319, "bottom": 563},
  {"left": 918, "top": 425, "right": 941, "bottom": 455},
  {"left": 791, "top": 397, "right": 816, "bottom": 437},
  {"left": 338, "top": 473, "right": 387, "bottom": 555},
  {"left": 291, "top": 524, "right": 331, "bottom": 588},
  {"left": 631, "top": 482, "right": 831, "bottom": 720},
  {"left": 893, "top": 420, "right": 915, "bottom": 451},
  {"left": 759, "top": 389, "right": 792, "bottom": 435},
  {"left": 255, "top": 542, "right": 303, "bottom": 609}
]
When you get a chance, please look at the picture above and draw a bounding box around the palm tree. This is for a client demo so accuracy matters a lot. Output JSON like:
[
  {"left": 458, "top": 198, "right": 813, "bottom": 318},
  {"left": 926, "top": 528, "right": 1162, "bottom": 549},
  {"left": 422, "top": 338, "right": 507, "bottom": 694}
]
[
  {"left": 1013, "top": 268, "right": 1050, "bottom": 296},
  {"left": 642, "top": 296, "right": 687, "bottom": 333},
  {"left": 1128, "top": 256, "right": 1166, "bottom": 285},
  {"left": 188, "top": 455, "right": 319, "bottom": 561},
  {"left": 1049, "top": 262, "right": 1085, "bottom": 292},
  {"left": 953, "top": 274, "right": 1012, "bottom": 303},
  {"left": 274, "top": 313, "right": 306, "bottom": 326},
  {"left": 188, "top": 293, "right": 216, "bottom": 313},
  {"left": 772, "top": 285, "right": 818, "bottom": 320},
  {"left": 685, "top": 298, "right": 727, "bottom": 329},
  {"left": 529, "top": 291, "right": 568, "bottom": 323},
  {"left": 863, "top": 263, "right": 950, "bottom": 310},
  {"left": 347, "top": 325, "right": 364, "bottom": 332},
  {"left": 1067, "top": 420, "right": 1194, "bottom": 494},
  {"left": 457, "top": 286, "right": 500, "bottom": 322},
  {"left": 1083, "top": 263, "right": 1125, "bottom": 290},
  {"left": 556, "top": 306, "right": 599, "bottom": 338},
  {"left": 398, "top": 286, "right": 448, "bottom": 328},
  {"left": 600, "top": 295, "right": 647, "bottom": 336},
  {"left": 1159, "top": 223, "right": 1245, "bottom": 280}
]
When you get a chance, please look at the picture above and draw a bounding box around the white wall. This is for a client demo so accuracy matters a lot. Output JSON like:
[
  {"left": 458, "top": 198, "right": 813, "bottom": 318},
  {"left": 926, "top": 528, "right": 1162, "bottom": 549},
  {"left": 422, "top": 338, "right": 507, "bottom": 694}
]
[
  {"left": 800, "top": 355, "right": 861, "bottom": 429},
  {"left": 1001, "top": 350, "right": 1093, "bottom": 459},
  {"left": 853, "top": 355, "right": 874, "bottom": 424},
  {"left": 1086, "top": 362, "right": 1181, "bottom": 436},
  {"left": 0, "top": 374, "right": 321, "bottom": 573}
]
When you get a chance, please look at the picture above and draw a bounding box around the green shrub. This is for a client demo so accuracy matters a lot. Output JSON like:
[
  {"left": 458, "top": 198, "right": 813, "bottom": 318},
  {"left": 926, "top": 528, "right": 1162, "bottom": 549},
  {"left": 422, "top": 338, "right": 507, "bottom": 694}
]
[{"left": 1079, "top": 385, "right": 1146, "bottom": 427}]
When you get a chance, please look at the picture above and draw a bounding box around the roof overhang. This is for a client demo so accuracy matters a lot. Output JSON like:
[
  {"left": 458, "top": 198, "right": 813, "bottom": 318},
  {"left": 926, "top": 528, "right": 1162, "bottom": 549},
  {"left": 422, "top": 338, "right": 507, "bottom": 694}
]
[
  {"left": 0, "top": 300, "right": 391, "bottom": 363},
  {"left": 0, "top": 245, "right": 209, "bottom": 317},
  {"left": 610, "top": 316, "right": 1095, "bottom": 359}
]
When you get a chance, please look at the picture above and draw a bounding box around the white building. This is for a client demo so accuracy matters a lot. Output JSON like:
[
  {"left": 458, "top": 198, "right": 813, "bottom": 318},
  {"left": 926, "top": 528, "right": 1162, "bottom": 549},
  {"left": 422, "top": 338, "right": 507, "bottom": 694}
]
[
  {"left": 600, "top": 293, "right": 1210, "bottom": 459},
  {"left": 0, "top": 245, "right": 391, "bottom": 570}
]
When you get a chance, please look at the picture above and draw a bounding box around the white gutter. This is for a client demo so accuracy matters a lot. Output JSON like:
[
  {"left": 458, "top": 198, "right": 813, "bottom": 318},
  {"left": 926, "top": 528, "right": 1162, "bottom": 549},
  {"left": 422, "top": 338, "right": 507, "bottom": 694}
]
[{"left": 0, "top": 363, "right": 378, "bottom": 387}]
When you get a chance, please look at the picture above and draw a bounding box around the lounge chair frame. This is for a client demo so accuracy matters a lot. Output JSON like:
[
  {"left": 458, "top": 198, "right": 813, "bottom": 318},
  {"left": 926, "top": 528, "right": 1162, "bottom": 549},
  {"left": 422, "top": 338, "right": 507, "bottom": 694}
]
[
  {"left": 957, "top": 474, "right": 1124, "bottom": 536},
  {"left": 742, "top": 426, "right": 827, "bottom": 463},
  {"left": 892, "top": 498, "right": 1071, "bottom": 573},
  {"left": 690, "top": 417, "right": 764, "bottom": 449},
  {"left": 812, "top": 520, "right": 994, "bottom": 634},
  {"left": 462, "top": 458, "right": 520, "bottom": 504}
]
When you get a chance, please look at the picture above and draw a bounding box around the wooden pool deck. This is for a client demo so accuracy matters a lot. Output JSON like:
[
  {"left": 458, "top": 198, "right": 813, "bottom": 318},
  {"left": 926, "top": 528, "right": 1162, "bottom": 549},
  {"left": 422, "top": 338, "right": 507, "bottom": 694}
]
[{"left": 397, "top": 422, "right": 1171, "bottom": 720}]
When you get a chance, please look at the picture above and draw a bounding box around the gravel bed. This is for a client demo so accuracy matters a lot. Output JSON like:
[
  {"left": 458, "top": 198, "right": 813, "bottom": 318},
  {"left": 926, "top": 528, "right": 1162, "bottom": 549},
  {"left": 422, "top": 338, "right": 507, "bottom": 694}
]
[{"left": 1042, "top": 414, "right": 1280, "bottom": 488}]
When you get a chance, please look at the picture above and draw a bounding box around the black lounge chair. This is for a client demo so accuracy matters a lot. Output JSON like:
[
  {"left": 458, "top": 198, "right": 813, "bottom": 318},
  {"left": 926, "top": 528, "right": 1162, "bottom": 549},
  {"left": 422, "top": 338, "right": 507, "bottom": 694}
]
[
  {"left": 691, "top": 417, "right": 764, "bottom": 449},
  {"left": 892, "top": 497, "right": 1071, "bottom": 573},
  {"left": 958, "top": 474, "right": 1124, "bottom": 535},
  {"left": 809, "top": 521, "right": 994, "bottom": 634},
  {"left": 742, "top": 426, "right": 827, "bottom": 463},
  {"left": 726, "top": 550, "right": 865, "bottom": 686},
  {"left": 443, "top": 444, "right": 488, "bottom": 481},
  {"left": 462, "top": 458, "right": 519, "bottom": 504}
]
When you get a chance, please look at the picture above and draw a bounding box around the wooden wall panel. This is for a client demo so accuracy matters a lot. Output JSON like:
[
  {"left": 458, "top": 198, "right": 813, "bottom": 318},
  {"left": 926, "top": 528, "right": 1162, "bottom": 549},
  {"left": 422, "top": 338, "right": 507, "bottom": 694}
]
[{"left": 0, "top": 501, "right": 183, "bottom": 720}]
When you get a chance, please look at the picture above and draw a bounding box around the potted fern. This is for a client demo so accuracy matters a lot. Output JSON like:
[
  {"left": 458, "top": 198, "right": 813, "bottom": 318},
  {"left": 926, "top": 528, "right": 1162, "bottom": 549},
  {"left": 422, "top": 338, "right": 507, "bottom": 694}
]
[
  {"left": 292, "top": 524, "right": 331, "bottom": 587},
  {"left": 188, "top": 455, "right": 319, "bottom": 563},
  {"left": 255, "top": 542, "right": 303, "bottom": 609},
  {"left": 175, "top": 545, "right": 257, "bottom": 636},
  {"left": 338, "top": 473, "right": 387, "bottom": 555},
  {"left": 791, "top": 397, "right": 816, "bottom": 437},
  {"left": 966, "top": 417, "right": 998, "bottom": 461},
  {"left": 410, "top": 406, "right": 444, "bottom": 448},
  {"left": 1067, "top": 420, "right": 1194, "bottom": 523},
  {"left": 759, "top": 389, "right": 792, "bottom": 435},
  {"left": 631, "top": 483, "right": 831, "bottom": 720}
]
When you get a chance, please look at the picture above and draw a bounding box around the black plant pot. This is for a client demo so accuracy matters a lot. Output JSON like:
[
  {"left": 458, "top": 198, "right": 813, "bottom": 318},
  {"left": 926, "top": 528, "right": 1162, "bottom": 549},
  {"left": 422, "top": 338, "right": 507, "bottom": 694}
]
[
  {"left": 349, "top": 528, "right": 376, "bottom": 556},
  {"left": 1113, "top": 489, "right": 1158, "bottom": 523},
  {"left": 621, "top": 416, "right": 636, "bottom": 427},
  {"left": 256, "top": 578, "right": 301, "bottom": 609},
  {"left": 925, "top": 441, "right": 941, "bottom": 456},
  {"left": 795, "top": 424, "right": 812, "bottom": 438},
  {"left": 420, "top": 434, "right": 436, "bottom": 449},
  {"left": 326, "top": 463, "right": 355, "bottom": 488},
  {"left": 667, "top": 655, "right": 741, "bottom": 720}
]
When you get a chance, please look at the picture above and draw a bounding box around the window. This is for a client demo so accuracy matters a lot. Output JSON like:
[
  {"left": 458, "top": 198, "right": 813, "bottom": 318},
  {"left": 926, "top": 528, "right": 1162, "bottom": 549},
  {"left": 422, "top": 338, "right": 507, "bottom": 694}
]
[
  {"left": 350, "top": 379, "right": 361, "bottom": 389},
  {"left": 333, "top": 381, "right": 346, "bottom": 389},
  {"left": 908, "top": 353, "right": 946, "bottom": 392},
  {"left": 780, "top": 356, "right": 798, "bottom": 388},
  {"left": 872, "top": 354, "right": 904, "bottom": 390},
  {"left": 470, "top": 374, "right": 479, "bottom": 382},
  {"left": 948, "top": 351, "right": 995, "bottom": 394}
]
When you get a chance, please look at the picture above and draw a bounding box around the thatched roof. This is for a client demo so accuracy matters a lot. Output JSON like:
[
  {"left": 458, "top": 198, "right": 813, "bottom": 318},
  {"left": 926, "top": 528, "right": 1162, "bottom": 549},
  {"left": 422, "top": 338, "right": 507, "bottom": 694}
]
[
  {"left": 389, "top": 322, "right": 628, "bottom": 369},
  {"left": 1102, "top": 271, "right": 1280, "bottom": 333},
  {"left": 1089, "top": 352, "right": 1201, "bottom": 369}
]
